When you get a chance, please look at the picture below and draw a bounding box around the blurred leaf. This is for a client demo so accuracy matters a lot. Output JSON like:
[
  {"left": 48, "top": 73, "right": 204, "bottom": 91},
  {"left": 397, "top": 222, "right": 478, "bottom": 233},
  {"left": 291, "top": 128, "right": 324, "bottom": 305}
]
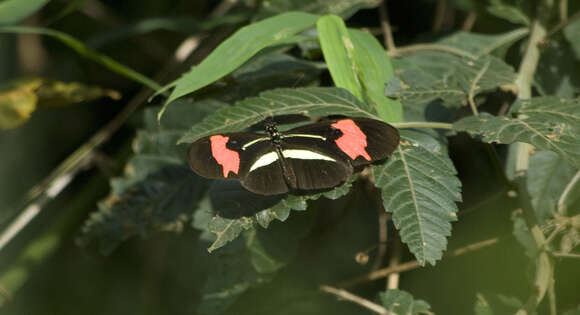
[
  {"left": 378, "top": 289, "right": 431, "bottom": 314},
  {"left": 474, "top": 293, "right": 494, "bottom": 315},
  {"left": 511, "top": 211, "right": 537, "bottom": 259},
  {"left": 0, "top": 85, "right": 36, "bottom": 129},
  {"left": 87, "top": 14, "right": 248, "bottom": 48},
  {"left": 257, "top": 0, "right": 380, "bottom": 19},
  {"left": 454, "top": 97, "right": 580, "bottom": 168},
  {"left": 157, "top": 11, "right": 319, "bottom": 120},
  {"left": 387, "top": 53, "right": 516, "bottom": 108},
  {"left": 564, "top": 18, "right": 580, "bottom": 59},
  {"left": 178, "top": 87, "right": 379, "bottom": 144},
  {"left": 0, "top": 26, "right": 161, "bottom": 91},
  {"left": 0, "top": 0, "right": 49, "bottom": 25},
  {"left": 535, "top": 41, "right": 580, "bottom": 98},
  {"left": 486, "top": 0, "right": 530, "bottom": 26},
  {"left": 317, "top": 15, "right": 364, "bottom": 100},
  {"left": 528, "top": 152, "right": 576, "bottom": 221},
  {"left": 437, "top": 28, "right": 528, "bottom": 57},
  {"left": 373, "top": 131, "right": 461, "bottom": 265},
  {"left": 349, "top": 29, "right": 403, "bottom": 122},
  {"left": 0, "top": 78, "right": 118, "bottom": 129},
  {"left": 78, "top": 165, "right": 206, "bottom": 255},
  {"left": 562, "top": 306, "right": 580, "bottom": 315}
]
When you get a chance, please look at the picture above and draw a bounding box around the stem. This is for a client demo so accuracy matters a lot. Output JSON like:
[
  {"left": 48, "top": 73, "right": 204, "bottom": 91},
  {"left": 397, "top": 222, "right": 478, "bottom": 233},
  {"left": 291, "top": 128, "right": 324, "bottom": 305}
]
[
  {"left": 557, "top": 171, "right": 580, "bottom": 216},
  {"left": 378, "top": 0, "right": 396, "bottom": 52},
  {"left": 320, "top": 285, "right": 390, "bottom": 314},
  {"left": 467, "top": 60, "right": 490, "bottom": 116}
]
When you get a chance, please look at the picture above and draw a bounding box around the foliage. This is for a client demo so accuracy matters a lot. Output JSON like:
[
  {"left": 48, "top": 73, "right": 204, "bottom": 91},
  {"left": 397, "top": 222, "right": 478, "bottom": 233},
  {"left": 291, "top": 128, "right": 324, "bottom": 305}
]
[{"left": 1, "top": 1, "right": 580, "bottom": 315}]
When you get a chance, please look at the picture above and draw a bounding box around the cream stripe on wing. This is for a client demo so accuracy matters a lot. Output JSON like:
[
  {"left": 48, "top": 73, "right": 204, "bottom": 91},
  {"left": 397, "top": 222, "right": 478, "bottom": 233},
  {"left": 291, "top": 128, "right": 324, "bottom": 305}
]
[
  {"left": 249, "top": 151, "right": 278, "bottom": 171},
  {"left": 282, "top": 149, "right": 336, "bottom": 161}
]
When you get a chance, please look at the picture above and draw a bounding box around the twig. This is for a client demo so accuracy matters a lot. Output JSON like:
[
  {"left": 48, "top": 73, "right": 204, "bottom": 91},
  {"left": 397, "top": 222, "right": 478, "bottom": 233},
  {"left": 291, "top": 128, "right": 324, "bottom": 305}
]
[
  {"left": 386, "top": 237, "right": 402, "bottom": 290},
  {"left": 548, "top": 276, "right": 557, "bottom": 315},
  {"left": 372, "top": 211, "right": 389, "bottom": 271},
  {"left": 340, "top": 238, "right": 498, "bottom": 287},
  {"left": 432, "top": 0, "right": 449, "bottom": 31},
  {"left": 545, "top": 8, "right": 580, "bottom": 39},
  {"left": 557, "top": 171, "right": 580, "bottom": 216},
  {"left": 378, "top": 0, "right": 396, "bottom": 52},
  {"left": 320, "top": 285, "right": 391, "bottom": 314},
  {"left": 462, "top": 11, "right": 477, "bottom": 31},
  {"left": 467, "top": 60, "right": 490, "bottom": 116},
  {"left": 552, "top": 252, "right": 580, "bottom": 259}
]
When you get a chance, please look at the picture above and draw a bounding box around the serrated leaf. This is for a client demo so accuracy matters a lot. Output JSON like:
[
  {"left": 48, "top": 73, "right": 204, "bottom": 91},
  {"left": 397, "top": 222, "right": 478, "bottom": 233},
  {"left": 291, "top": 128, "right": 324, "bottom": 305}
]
[
  {"left": 157, "top": 11, "right": 319, "bottom": 120},
  {"left": 528, "top": 152, "right": 577, "bottom": 221},
  {"left": 373, "top": 131, "right": 461, "bottom": 265},
  {"left": 78, "top": 165, "right": 205, "bottom": 254},
  {"left": 437, "top": 28, "right": 528, "bottom": 57},
  {"left": 207, "top": 216, "right": 254, "bottom": 253},
  {"left": 454, "top": 97, "right": 580, "bottom": 168},
  {"left": 387, "top": 53, "right": 516, "bottom": 108},
  {"left": 379, "top": 289, "right": 431, "bottom": 315},
  {"left": 206, "top": 179, "right": 353, "bottom": 251},
  {"left": 178, "top": 87, "right": 378, "bottom": 143}
]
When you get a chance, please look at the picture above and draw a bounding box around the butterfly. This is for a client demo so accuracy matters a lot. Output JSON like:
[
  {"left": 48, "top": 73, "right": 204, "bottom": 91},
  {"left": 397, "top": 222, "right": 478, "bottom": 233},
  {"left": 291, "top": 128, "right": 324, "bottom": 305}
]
[{"left": 188, "top": 117, "right": 400, "bottom": 195}]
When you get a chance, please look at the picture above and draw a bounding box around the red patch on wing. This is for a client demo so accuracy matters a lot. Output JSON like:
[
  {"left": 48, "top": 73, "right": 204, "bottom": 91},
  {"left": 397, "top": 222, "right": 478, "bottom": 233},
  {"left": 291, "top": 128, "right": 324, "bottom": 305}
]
[
  {"left": 331, "top": 119, "right": 371, "bottom": 161},
  {"left": 210, "top": 135, "right": 240, "bottom": 177}
]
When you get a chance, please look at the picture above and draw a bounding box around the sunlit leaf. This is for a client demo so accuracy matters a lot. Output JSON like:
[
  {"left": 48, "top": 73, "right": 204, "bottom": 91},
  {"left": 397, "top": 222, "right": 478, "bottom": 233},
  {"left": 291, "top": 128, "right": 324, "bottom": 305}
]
[
  {"left": 486, "top": 0, "right": 530, "bottom": 26},
  {"left": 157, "top": 11, "right": 319, "bottom": 120}
]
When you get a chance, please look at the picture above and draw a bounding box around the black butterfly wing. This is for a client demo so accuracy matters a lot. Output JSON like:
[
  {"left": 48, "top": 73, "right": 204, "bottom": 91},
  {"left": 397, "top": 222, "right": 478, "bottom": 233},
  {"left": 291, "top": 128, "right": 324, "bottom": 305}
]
[
  {"left": 283, "top": 117, "right": 400, "bottom": 167},
  {"left": 188, "top": 132, "right": 291, "bottom": 195}
]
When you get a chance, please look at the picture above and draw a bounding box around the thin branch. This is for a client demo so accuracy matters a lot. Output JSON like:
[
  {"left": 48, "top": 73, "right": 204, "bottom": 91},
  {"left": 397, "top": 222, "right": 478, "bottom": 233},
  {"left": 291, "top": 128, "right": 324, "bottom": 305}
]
[
  {"left": 559, "top": 0, "right": 567, "bottom": 21},
  {"left": 557, "top": 171, "right": 580, "bottom": 216},
  {"left": 548, "top": 276, "right": 557, "bottom": 315},
  {"left": 392, "top": 122, "right": 453, "bottom": 130},
  {"left": 552, "top": 252, "right": 580, "bottom": 259},
  {"left": 320, "top": 285, "right": 391, "bottom": 314},
  {"left": 546, "top": 7, "right": 580, "bottom": 38},
  {"left": 340, "top": 238, "right": 498, "bottom": 287},
  {"left": 462, "top": 11, "right": 477, "bottom": 31},
  {"left": 467, "top": 60, "right": 490, "bottom": 116},
  {"left": 432, "top": 0, "right": 449, "bottom": 32},
  {"left": 378, "top": 0, "right": 396, "bottom": 52},
  {"left": 386, "top": 238, "right": 402, "bottom": 290},
  {"left": 372, "top": 211, "right": 389, "bottom": 271}
]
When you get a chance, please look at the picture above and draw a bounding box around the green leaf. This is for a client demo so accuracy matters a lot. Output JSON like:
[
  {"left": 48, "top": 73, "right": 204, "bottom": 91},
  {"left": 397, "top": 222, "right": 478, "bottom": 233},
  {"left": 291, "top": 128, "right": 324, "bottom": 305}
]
[
  {"left": 0, "top": 26, "right": 160, "bottom": 91},
  {"left": 454, "top": 97, "right": 580, "bottom": 168},
  {"left": 178, "top": 87, "right": 378, "bottom": 144},
  {"left": 437, "top": 28, "right": 529, "bottom": 57},
  {"left": 535, "top": 41, "right": 580, "bottom": 98},
  {"left": 387, "top": 53, "right": 516, "bottom": 108},
  {"left": 379, "top": 289, "right": 431, "bottom": 314},
  {"left": 486, "top": 0, "right": 530, "bottom": 26},
  {"left": 373, "top": 131, "right": 461, "bottom": 265},
  {"left": 206, "top": 179, "right": 352, "bottom": 252},
  {"left": 528, "top": 152, "right": 577, "bottom": 221},
  {"left": 317, "top": 15, "right": 364, "bottom": 100},
  {"left": 511, "top": 210, "right": 538, "bottom": 259},
  {"left": 348, "top": 29, "right": 403, "bottom": 122},
  {"left": 157, "top": 11, "right": 319, "bottom": 120},
  {"left": 0, "top": 0, "right": 49, "bottom": 25},
  {"left": 78, "top": 165, "right": 206, "bottom": 255},
  {"left": 257, "top": 0, "right": 381, "bottom": 19}
]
